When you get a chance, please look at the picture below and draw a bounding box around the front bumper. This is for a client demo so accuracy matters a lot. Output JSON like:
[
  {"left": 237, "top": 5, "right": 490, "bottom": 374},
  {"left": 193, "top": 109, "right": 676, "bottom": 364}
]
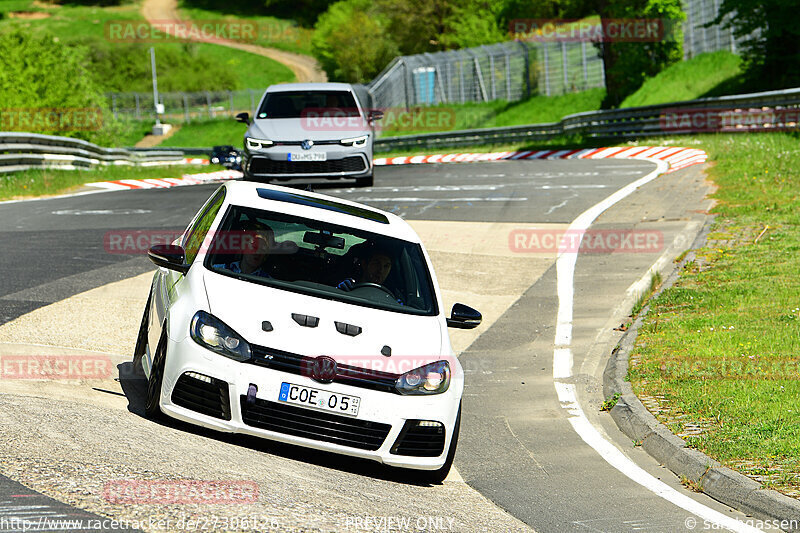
[
  {"left": 243, "top": 147, "right": 372, "bottom": 180},
  {"left": 158, "top": 336, "right": 461, "bottom": 470}
]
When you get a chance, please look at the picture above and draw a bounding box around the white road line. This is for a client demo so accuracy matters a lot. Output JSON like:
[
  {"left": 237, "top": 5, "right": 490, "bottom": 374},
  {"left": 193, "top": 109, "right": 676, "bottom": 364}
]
[
  {"left": 552, "top": 157, "right": 763, "bottom": 533},
  {"left": 354, "top": 197, "right": 528, "bottom": 202}
]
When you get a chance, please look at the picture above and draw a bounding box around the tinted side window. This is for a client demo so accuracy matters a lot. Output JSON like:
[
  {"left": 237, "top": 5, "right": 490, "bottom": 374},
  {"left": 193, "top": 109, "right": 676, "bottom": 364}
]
[{"left": 183, "top": 188, "right": 226, "bottom": 264}]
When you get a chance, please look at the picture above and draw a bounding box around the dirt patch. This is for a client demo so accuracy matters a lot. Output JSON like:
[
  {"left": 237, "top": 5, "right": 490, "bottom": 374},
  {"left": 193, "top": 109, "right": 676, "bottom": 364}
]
[{"left": 7, "top": 11, "right": 51, "bottom": 19}]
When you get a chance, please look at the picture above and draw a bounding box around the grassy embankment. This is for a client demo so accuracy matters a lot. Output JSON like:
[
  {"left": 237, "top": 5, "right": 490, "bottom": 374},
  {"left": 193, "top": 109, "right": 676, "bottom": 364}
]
[{"left": 627, "top": 132, "right": 800, "bottom": 497}]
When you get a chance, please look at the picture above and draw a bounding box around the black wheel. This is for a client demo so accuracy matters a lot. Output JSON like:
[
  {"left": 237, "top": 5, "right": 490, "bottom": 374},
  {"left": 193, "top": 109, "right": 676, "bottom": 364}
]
[
  {"left": 131, "top": 291, "right": 151, "bottom": 379},
  {"left": 421, "top": 404, "right": 461, "bottom": 485},
  {"left": 144, "top": 330, "right": 167, "bottom": 419},
  {"left": 355, "top": 174, "right": 373, "bottom": 187}
]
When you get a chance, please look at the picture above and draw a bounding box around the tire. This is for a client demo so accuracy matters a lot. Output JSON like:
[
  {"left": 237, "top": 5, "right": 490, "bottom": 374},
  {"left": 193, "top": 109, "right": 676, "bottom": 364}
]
[
  {"left": 355, "top": 173, "right": 373, "bottom": 187},
  {"left": 421, "top": 404, "right": 461, "bottom": 485},
  {"left": 131, "top": 291, "right": 151, "bottom": 379},
  {"left": 144, "top": 330, "right": 167, "bottom": 419}
]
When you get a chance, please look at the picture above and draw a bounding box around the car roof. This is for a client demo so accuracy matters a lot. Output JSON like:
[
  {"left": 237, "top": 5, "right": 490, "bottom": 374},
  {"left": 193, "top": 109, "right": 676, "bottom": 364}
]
[
  {"left": 220, "top": 181, "right": 421, "bottom": 243},
  {"left": 265, "top": 82, "right": 354, "bottom": 93}
]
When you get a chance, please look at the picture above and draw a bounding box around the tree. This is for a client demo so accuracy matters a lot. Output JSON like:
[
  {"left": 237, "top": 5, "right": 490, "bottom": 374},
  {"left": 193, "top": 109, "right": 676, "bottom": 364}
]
[
  {"left": 712, "top": 0, "right": 800, "bottom": 89},
  {"left": 312, "top": 0, "right": 399, "bottom": 83}
]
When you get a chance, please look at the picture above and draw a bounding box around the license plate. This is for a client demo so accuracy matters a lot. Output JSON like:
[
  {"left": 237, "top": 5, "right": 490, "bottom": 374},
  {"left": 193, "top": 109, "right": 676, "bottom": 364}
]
[
  {"left": 288, "top": 152, "right": 327, "bottom": 162},
  {"left": 278, "top": 382, "right": 360, "bottom": 417}
]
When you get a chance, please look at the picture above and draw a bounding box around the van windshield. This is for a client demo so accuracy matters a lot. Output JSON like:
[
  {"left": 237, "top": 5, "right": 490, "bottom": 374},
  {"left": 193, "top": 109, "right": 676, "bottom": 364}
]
[{"left": 204, "top": 206, "right": 437, "bottom": 316}]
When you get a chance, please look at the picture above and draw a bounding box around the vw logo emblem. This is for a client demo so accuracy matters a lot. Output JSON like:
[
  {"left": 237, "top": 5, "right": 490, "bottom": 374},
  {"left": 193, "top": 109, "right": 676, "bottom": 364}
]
[
  {"left": 311, "top": 356, "right": 337, "bottom": 384},
  {"left": 301, "top": 139, "right": 314, "bottom": 150}
]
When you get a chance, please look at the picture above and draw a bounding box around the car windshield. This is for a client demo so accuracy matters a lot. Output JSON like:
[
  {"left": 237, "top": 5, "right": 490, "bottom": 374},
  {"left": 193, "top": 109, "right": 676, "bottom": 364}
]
[
  {"left": 205, "top": 205, "right": 437, "bottom": 315},
  {"left": 256, "top": 90, "right": 360, "bottom": 119}
]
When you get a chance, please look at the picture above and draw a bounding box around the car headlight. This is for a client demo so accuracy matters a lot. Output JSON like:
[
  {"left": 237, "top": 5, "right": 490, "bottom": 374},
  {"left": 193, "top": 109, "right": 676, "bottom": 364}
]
[
  {"left": 190, "top": 311, "right": 251, "bottom": 362},
  {"left": 245, "top": 137, "right": 273, "bottom": 150},
  {"left": 395, "top": 360, "right": 450, "bottom": 395},
  {"left": 340, "top": 135, "right": 368, "bottom": 147}
]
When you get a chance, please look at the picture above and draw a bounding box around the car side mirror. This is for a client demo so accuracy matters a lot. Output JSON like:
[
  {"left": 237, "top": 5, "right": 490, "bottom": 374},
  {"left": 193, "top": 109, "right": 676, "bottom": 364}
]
[
  {"left": 446, "top": 303, "right": 482, "bottom": 329},
  {"left": 368, "top": 109, "right": 384, "bottom": 122},
  {"left": 148, "top": 244, "right": 190, "bottom": 274},
  {"left": 235, "top": 112, "right": 250, "bottom": 125}
]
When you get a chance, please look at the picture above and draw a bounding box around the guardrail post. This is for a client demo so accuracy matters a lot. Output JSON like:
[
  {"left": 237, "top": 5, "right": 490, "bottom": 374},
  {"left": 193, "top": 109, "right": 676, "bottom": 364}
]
[
  {"left": 206, "top": 92, "right": 213, "bottom": 119},
  {"left": 561, "top": 41, "right": 568, "bottom": 93},
  {"left": 489, "top": 54, "right": 497, "bottom": 101}
]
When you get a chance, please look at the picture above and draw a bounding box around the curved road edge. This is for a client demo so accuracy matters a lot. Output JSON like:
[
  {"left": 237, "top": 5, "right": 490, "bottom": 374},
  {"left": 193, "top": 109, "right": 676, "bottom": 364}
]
[{"left": 604, "top": 220, "right": 800, "bottom": 531}]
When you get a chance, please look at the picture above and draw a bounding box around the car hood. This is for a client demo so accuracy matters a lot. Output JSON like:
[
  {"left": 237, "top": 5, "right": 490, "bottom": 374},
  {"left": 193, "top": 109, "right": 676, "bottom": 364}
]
[
  {"left": 249, "top": 118, "right": 370, "bottom": 142},
  {"left": 203, "top": 272, "right": 446, "bottom": 367}
]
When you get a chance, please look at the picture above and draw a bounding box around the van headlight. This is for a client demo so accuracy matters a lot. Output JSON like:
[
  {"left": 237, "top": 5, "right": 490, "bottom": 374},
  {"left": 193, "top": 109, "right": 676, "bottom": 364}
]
[
  {"left": 395, "top": 360, "right": 450, "bottom": 395},
  {"left": 340, "top": 135, "right": 368, "bottom": 147},
  {"left": 245, "top": 137, "right": 273, "bottom": 150},
  {"left": 190, "top": 311, "right": 251, "bottom": 362}
]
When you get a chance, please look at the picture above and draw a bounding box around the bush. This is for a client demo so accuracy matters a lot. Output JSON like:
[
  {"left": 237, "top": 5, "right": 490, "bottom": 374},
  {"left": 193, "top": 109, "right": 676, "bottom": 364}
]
[{"left": 312, "top": 0, "right": 398, "bottom": 83}]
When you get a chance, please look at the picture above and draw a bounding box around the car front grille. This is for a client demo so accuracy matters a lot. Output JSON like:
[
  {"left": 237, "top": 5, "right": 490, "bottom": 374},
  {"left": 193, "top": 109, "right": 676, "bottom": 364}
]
[
  {"left": 390, "top": 420, "right": 446, "bottom": 457},
  {"left": 249, "top": 156, "right": 367, "bottom": 175},
  {"left": 247, "top": 345, "right": 399, "bottom": 394},
  {"left": 171, "top": 372, "right": 231, "bottom": 420},
  {"left": 240, "top": 397, "right": 391, "bottom": 451}
]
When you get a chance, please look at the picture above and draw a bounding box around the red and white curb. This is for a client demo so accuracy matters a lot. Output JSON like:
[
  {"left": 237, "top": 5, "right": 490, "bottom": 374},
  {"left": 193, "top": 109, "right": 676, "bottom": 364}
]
[
  {"left": 87, "top": 169, "right": 239, "bottom": 191},
  {"left": 86, "top": 146, "right": 707, "bottom": 191},
  {"left": 373, "top": 145, "right": 707, "bottom": 174}
]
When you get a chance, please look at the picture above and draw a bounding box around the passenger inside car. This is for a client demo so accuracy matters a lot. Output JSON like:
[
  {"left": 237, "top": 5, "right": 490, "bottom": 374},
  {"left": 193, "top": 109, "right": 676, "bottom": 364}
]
[{"left": 213, "top": 223, "right": 275, "bottom": 278}]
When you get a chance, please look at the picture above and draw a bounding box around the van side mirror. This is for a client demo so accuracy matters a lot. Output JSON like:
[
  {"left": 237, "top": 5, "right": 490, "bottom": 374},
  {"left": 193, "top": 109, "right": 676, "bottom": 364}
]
[
  {"left": 148, "top": 244, "right": 190, "bottom": 274},
  {"left": 235, "top": 112, "right": 250, "bottom": 125},
  {"left": 446, "top": 303, "right": 482, "bottom": 329}
]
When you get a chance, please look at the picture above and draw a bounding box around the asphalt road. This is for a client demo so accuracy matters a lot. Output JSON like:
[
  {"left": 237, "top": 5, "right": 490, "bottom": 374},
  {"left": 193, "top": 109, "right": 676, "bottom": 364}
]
[{"left": 0, "top": 161, "right": 767, "bottom": 532}]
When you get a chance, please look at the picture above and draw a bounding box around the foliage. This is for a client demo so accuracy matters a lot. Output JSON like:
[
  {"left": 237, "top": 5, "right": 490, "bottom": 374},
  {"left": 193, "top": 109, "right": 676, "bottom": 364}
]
[
  {"left": 593, "top": 0, "right": 686, "bottom": 107},
  {"left": 712, "top": 0, "right": 800, "bottom": 90},
  {"left": 80, "top": 37, "right": 240, "bottom": 92},
  {"left": 311, "top": 0, "right": 398, "bottom": 83}
]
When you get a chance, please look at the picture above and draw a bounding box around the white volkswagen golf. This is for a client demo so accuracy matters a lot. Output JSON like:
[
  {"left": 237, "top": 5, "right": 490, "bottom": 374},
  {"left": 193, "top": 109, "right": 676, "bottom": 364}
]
[{"left": 133, "top": 181, "right": 481, "bottom": 482}]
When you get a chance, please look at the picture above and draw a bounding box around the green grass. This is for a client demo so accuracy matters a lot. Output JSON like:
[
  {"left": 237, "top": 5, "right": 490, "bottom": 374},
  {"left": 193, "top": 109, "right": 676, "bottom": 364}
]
[
  {"left": 621, "top": 51, "right": 744, "bottom": 108},
  {"left": 0, "top": 164, "right": 215, "bottom": 201},
  {"left": 178, "top": 3, "right": 313, "bottom": 56},
  {"left": 158, "top": 119, "right": 247, "bottom": 148},
  {"left": 628, "top": 132, "right": 800, "bottom": 497},
  {"left": 379, "top": 89, "right": 606, "bottom": 137}
]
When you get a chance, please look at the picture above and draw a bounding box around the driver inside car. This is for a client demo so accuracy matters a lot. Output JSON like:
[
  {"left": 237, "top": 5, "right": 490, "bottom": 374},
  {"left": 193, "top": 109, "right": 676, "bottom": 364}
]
[{"left": 338, "top": 248, "right": 403, "bottom": 305}]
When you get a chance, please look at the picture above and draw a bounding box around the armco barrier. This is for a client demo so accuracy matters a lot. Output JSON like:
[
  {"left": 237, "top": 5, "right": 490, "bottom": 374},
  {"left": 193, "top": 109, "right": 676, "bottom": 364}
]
[
  {"left": 374, "top": 86, "right": 800, "bottom": 152},
  {"left": 0, "top": 132, "right": 205, "bottom": 173}
]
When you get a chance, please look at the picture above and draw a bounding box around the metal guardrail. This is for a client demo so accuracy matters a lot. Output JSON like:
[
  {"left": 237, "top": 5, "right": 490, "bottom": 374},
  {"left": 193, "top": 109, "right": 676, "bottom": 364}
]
[
  {"left": 3, "top": 86, "right": 799, "bottom": 171},
  {"left": 0, "top": 133, "right": 202, "bottom": 173},
  {"left": 374, "top": 86, "right": 800, "bottom": 152}
]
